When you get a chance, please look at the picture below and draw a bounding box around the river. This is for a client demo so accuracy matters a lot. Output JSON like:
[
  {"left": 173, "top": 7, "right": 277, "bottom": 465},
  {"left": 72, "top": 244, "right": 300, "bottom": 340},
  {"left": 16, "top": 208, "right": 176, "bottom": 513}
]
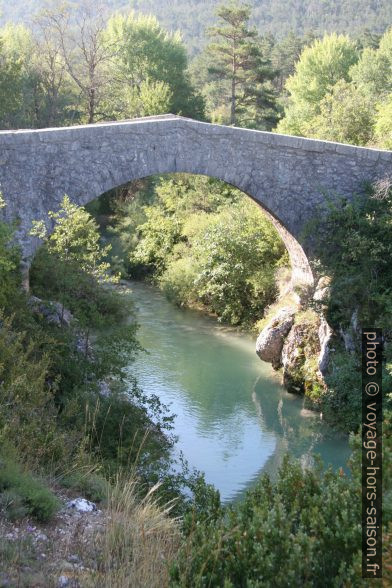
[{"left": 126, "top": 280, "right": 351, "bottom": 503}]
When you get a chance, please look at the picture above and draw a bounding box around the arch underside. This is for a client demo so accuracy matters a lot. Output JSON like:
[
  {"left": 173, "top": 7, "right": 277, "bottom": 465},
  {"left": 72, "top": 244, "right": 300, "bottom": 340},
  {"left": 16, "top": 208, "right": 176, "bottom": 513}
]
[{"left": 20, "top": 168, "right": 315, "bottom": 290}]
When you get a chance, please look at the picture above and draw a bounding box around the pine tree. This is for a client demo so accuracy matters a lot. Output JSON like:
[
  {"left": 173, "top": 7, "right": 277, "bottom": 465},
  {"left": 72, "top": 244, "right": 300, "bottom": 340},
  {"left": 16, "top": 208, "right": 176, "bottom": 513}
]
[{"left": 206, "top": 1, "right": 278, "bottom": 129}]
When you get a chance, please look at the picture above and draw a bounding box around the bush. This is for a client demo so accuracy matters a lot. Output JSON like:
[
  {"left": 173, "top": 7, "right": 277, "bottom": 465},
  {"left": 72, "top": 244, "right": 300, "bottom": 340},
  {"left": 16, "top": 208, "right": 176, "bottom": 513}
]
[
  {"left": 61, "top": 471, "right": 108, "bottom": 504},
  {"left": 310, "top": 187, "right": 392, "bottom": 332},
  {"left": 0, "top": 314, "right": 74, "bottom": 470},
  {"left": 170, "top": 455, "right": 362, "bottom": 587},
  {"left": 322, "top": 348, "right": 362, "bottom": 431},
  {"left": 159, "top": 254, "right": 200, "bottom": 307},
  {"left": 0, "top": 455, "right": 60, "bottom": 522}
]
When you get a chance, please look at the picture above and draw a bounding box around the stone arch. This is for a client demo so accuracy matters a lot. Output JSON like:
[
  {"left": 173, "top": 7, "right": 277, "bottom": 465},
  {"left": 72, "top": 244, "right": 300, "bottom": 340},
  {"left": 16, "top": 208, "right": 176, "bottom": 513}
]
[{"left": 0, "top": 114, "right": 391, "bottom": 290}]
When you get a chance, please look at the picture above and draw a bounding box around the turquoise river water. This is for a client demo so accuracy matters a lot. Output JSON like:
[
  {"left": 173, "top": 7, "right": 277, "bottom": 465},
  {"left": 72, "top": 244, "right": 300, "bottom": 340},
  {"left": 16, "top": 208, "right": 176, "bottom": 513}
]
[{"left": 127, "top": 280, "right": 351, "bottom": 502}]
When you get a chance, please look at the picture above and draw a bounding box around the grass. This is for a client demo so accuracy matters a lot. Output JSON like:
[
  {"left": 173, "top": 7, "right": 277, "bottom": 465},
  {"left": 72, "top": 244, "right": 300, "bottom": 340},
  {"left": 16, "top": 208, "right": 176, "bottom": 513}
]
[
  {"left": 60, "top": 469, "right": 108, "bottom": 504},
  {"left": 85, "top": 474, "right": 180, "bottom": 587},
  {"left": 0, "top": 461, "right": 181, "bottom": 587}
]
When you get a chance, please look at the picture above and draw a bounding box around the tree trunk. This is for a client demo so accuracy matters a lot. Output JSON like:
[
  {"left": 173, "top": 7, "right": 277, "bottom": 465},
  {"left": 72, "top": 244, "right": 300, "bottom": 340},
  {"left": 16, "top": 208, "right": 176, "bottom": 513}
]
[
  {"left": 88, "top": 87, "right": 95, "bottom": 124},
  {"left": 231, "top": 42, "right": 236, "bottom": 126},
  {"left": 231, "top": 76, "right": 236, "bottom": 125},
  {"left": 84, "top": 328, "right": 90, "bottom": 358}
]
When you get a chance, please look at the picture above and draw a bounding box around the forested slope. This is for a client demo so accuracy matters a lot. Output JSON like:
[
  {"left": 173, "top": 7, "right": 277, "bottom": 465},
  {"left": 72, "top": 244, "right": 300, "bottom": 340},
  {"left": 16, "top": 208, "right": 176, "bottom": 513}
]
[{"left": 2, "top": 0, "right": 392, "bottom": 53}]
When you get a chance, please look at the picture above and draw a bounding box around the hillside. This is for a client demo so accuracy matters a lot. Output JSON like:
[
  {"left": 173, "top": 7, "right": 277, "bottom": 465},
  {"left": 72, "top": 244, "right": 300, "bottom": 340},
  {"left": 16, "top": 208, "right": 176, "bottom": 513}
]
[{"left": 1, "top": 0, "right": 392, "bottom": 54}]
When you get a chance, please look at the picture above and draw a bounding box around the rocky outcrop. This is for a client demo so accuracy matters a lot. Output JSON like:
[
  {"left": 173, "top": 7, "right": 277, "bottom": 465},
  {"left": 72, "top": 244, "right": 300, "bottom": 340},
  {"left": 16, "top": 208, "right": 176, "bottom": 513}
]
[
  {"left": 256, "top": 308, "right": 296, "bottom": 368},
  {"left": 313, "top": 276, "right": 331, "bottom": 306},
  {"left": 66, "top": 498, "right": 98, "bottom": 513},
  {"left": 318, "top": 317, "right": 333, "bottom": 376},
  {"left": 28, "top": 296, "right": 94, "bottom": 359},
  {"left": 339, "top": 308, "right": 360, "bottom": 354},
  {"left": 256, "top": 277, "right": 333, "bottom": 396},
  {"left": 0, "top": 491, "right": 105, "bottom": 587},
  {"left": 281, "top": 322, "right": 309, "bottom": 393},
  {"left": 28, "top": 296, "right": 74, "bottom": 327}
]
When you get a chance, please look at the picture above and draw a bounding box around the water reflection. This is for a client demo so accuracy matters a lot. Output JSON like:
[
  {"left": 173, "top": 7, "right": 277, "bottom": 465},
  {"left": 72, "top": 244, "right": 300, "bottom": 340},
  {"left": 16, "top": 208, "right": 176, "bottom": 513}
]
[{"left": 126, "top": 280, "right": 350, "bottom": 502}]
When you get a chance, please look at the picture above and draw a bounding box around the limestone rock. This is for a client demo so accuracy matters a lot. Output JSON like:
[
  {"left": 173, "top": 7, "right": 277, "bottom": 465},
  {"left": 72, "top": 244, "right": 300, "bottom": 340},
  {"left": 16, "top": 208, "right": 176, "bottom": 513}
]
[
  {"left": 339, "top": 308, "right": 360, "bottom": 354},
  {"left": 28, "top": 296, "right": 74, "bottom": 327},
  {"left": 256, "top": 308, "right": 295, "bottom": 369},
  {"left": 281, "top": 323, "right": 308, "bottom": 393},
  {"left": 66, "top": 498, "right": 97, "bottom": 513},
  {"left": 313, "top": 276, "right": 331, "bottom": 304},
  {"left": 318, "top": 317, "right": 333, "bottom": 375},
  {"left": 282, "top": 314, "right": 322, "bottom": 394}
]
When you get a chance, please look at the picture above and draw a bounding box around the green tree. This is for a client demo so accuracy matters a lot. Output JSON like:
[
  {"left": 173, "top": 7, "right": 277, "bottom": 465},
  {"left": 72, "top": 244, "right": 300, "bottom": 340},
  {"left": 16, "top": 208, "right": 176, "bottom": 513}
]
[
  {"left": 350, "top": 27, "right": 392, "bottom": 101},
  {"left": 270, "top": 30, "right": 316, "bottom": 95},
  {"left": 307, "top": 80, "right": 375, "bottom": 145},
  {"left": 205, "top": 1, "right": 278, "bottom": 128},
  {"left": 127, "top": 78, "right": 173, "bottom": 117},
  {"left": 31, "top": 195, "right": 115, "bottom": 283},
  {"left": 0, "top": 28, "right": 24, "bottom": 127},
  {"left": 278, "top": 34, "right": 359, "bottom": 136},
  {"left": 127, "top": 174, "right": 241, "bottom": 275},
  {"left": 160, "top": 200, "right": 285, "bottom": 325},
  {"left": 375, "top": 94, "right": 392, "bottom": 148},
  {"left": 103, "top": 11, "right": 204, "bottom": 119},
  {"left": 30, "top": 195, "right": 119, "bottom": 352}
]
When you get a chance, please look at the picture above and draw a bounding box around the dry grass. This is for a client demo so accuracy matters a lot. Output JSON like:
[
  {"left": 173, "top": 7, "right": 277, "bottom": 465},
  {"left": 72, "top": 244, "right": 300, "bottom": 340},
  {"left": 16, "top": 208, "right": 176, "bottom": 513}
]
[
  {"left": 253, "top": 291, "right": 300, "bottom": 334},
  {"left": 85, "top": 475, "right": 180, "bottom": 588},
  {"left": 252, "top": 266, "right": 301, "bottom": 334}
]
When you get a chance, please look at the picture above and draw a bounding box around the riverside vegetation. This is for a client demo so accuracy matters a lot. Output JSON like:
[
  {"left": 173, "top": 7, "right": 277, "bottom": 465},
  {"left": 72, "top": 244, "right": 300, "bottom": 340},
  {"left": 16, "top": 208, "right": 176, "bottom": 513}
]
[{"left": 0, "top": 1, "right": 391, "bottom": 586}]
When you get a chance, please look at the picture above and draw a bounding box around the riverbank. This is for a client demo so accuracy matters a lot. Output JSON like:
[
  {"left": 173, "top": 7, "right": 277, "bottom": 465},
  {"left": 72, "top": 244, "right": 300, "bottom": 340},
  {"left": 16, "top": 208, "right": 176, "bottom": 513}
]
[
  {"left": 123, "top": 279, "right": 351, "bottom": 500},
  {"left": 1, "top": 195, "right": 390, "bottom": 587}
]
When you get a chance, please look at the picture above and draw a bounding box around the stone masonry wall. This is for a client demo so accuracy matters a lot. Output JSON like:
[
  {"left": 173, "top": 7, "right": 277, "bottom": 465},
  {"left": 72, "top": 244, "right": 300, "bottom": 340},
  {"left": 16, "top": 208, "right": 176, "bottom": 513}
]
[{"left": 0, "top": 114, "right": 391, "bottom": 285}]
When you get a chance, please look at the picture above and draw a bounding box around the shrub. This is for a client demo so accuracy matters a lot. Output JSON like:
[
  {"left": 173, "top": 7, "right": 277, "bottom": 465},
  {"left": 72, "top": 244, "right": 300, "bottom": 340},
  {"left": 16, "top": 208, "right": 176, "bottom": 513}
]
[
  {"left": 0, "top": 455, "right": 60, "bottom": 522},
  {"left": 0, "top": 314, "right": 73, "bottom": 470},
  {"left": 310, "top": 188, "right": 392, "bottom": 332},
  {"left": 322, "top": 348, "right": 362, "bottom": 431},
  {"left": 170, "top": 455, "right": 362, "bottom": 587},
  {"left": 61, "top": 471, "right": 108, "bottom": 504}
]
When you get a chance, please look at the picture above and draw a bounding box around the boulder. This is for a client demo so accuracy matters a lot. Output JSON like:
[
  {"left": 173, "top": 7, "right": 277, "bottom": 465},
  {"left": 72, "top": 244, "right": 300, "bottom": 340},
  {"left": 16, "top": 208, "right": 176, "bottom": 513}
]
[{"left": 256, "top": 308, "right": 296, "bottom": 369}]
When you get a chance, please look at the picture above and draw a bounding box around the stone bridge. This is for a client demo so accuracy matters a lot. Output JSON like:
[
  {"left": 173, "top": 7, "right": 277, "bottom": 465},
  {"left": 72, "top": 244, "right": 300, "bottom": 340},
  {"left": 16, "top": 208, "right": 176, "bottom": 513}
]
[{"left": 1, "top": 114, "right": 392, "bottom": 286}]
